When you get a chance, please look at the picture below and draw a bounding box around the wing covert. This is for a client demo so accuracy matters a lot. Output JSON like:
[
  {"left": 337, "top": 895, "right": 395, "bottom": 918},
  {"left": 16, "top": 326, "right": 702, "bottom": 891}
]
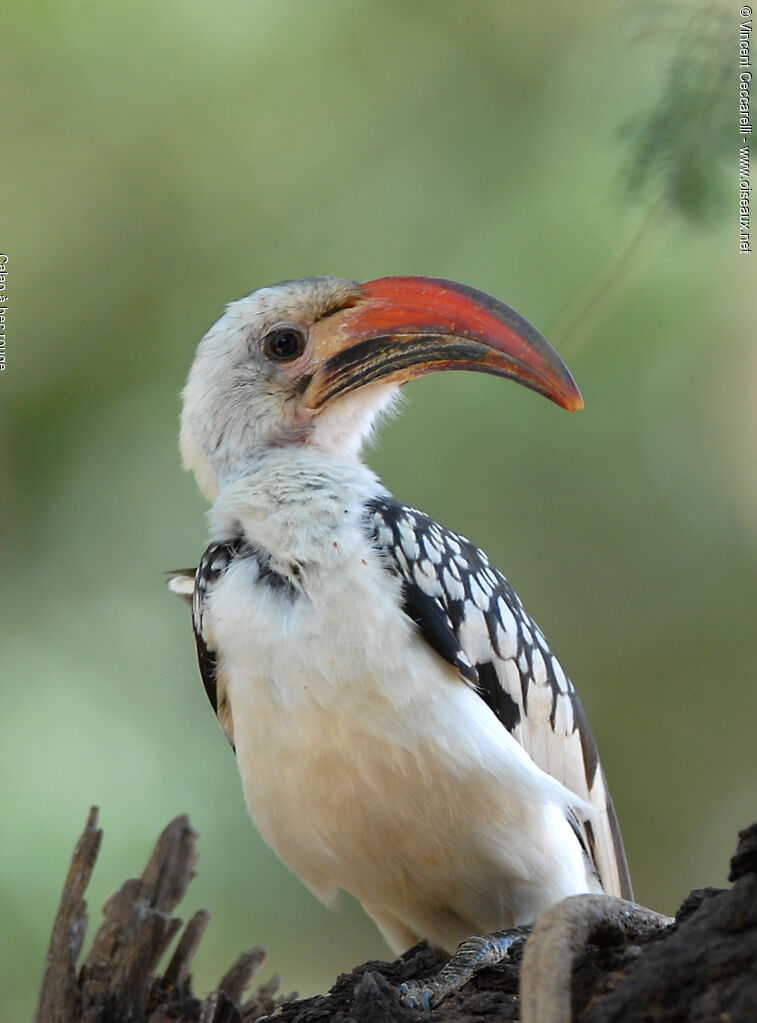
[{"left": 365, "top": 495, "right": 632, "bottom": 901}]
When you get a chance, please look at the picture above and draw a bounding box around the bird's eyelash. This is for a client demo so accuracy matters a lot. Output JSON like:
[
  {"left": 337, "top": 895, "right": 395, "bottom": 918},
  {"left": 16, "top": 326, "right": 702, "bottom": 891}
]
[{"left": 315, "top": 294, "right": 361, "bottom": 323}]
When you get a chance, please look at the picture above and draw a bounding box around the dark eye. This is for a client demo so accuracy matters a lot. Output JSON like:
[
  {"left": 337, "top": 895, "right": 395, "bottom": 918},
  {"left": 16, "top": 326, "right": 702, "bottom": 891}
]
[{"left": 262, "top": 326, "right": 306, "bottom": 362}]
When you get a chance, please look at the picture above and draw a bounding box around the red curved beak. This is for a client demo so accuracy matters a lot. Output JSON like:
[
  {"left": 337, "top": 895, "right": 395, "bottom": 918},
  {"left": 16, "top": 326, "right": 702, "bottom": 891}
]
[{"left": 304, "top": 276, "right": 582, "bottom": 412}]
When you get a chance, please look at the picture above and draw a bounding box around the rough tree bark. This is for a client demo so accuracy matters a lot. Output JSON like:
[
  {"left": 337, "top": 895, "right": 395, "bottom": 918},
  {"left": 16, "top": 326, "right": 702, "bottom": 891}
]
[{"left": 34, "top": 809, "right": 757, "bottom": 1023}]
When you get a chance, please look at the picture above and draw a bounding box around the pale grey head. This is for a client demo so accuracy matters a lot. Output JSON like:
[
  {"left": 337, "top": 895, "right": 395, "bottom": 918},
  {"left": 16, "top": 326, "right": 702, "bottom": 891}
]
[{"left": 180, "top": 275, "right": 583, "bottom": 501}]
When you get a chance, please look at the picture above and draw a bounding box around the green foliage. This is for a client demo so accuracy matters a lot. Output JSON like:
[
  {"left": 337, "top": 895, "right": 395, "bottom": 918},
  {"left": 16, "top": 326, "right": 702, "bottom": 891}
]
[{"left": 620, "top": 3, "right": 732, "bottom": 222}]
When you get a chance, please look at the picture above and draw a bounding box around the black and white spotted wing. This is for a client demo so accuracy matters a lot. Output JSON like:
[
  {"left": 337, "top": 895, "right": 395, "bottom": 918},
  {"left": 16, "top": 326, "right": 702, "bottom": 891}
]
[{"left": 366, "top": 495, "right": 633, "bottom": 901}]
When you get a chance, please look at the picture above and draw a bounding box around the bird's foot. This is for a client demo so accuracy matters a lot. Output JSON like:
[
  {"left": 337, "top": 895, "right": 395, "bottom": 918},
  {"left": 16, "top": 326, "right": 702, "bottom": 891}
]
[{"left": 398, "top": 927, "right": 528, "bottom": 1010}]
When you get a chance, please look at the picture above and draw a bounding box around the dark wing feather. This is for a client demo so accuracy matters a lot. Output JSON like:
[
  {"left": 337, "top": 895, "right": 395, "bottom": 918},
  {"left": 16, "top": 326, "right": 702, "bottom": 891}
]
[
  {"left": 366, "top": 496, "right": 633, "bottom": 901},
  {"left": 189, "top": 539, "right": 247, "bottom": 748},
  {"left": 169, "top": 538, "right": 299, "bottom": 751}
]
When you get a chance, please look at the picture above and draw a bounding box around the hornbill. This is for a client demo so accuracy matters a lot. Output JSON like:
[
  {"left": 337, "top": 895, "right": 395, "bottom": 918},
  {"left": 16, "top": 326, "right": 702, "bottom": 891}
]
[{"left": 169, "top": 275, "right": 632, "bottom": 1003}]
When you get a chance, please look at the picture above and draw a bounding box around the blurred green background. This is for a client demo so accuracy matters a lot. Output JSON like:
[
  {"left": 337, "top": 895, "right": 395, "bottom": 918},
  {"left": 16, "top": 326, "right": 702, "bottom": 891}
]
[{"left": 2, "top": 0, "right": 754, "bottom": 1017}]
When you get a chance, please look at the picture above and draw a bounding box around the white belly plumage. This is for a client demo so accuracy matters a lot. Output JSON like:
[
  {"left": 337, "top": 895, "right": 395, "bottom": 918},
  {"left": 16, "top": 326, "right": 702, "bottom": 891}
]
[{"left": 206, "top": 535, "right": 594, "bottom": 953}]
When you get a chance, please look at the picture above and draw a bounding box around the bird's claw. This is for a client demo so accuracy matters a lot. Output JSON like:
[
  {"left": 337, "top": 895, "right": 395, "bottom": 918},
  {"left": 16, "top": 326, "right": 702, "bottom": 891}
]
[
  {"left": 397, "top": 928, "right": 528, "bottom": 1010},
  {"left": 397, "top": 981, "right": 434, "bottom": 1011}
]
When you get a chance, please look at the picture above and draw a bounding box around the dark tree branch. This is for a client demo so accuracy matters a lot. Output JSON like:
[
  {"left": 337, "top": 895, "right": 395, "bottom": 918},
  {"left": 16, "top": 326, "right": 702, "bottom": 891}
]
[
  {"left": 34, "top": 812, "right": 757, "bottom": 1022},
  {"left": 35, "top": 810, "right": 287, "bottom": 1023},
  {"left": 34, "top": 806, "right": 102, "bottom": 1023}
]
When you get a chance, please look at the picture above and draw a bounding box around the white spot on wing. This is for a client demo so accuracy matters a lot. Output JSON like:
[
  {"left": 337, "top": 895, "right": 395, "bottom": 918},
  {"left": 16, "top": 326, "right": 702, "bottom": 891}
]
[
  {"left": 469, "top": 576, "right": 490, "bottom": 610},
  {"left": 531, "top": 647, "right": 547, "bottom": 686},
  {"left": 496, "top": 596, "right": 517, "bottom": 637},
  {"left": 552, "top": 657, "right": 569, "bottom": 693},
  {"left": 423, "top": 540, "right": 443, "bottom": 564},
  {"left": 496, "top": 622, "right": 517, "bottom": 660},
  {"left": 398, "top": 521, "right": 419, "bottom": 560},
  {"left": 499, "top": 656, "right": 521, "bottom": 698},
  {"left": 483, "top": 568, "right": 499, "bottom": 587},
  {"left": 534, "top": 627, "right": 550, "bottom": 651},
  {"left": 442, "top": 568, "right": 465, "bottom": 601},
  {"left": 458, "top": 604, "right": 495, "bottom": 663},
  {"left": 552, "top": 691, "right": 574, "bottom": 735},
  {"left": 413, "top": 559, "right": 441, "bottom": 595}
]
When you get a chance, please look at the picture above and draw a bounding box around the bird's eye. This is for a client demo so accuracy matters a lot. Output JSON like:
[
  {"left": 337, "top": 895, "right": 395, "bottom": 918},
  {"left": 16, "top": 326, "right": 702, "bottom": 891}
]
[{"left": 262, "top": 326, "right": 307, "bottom": 363}]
